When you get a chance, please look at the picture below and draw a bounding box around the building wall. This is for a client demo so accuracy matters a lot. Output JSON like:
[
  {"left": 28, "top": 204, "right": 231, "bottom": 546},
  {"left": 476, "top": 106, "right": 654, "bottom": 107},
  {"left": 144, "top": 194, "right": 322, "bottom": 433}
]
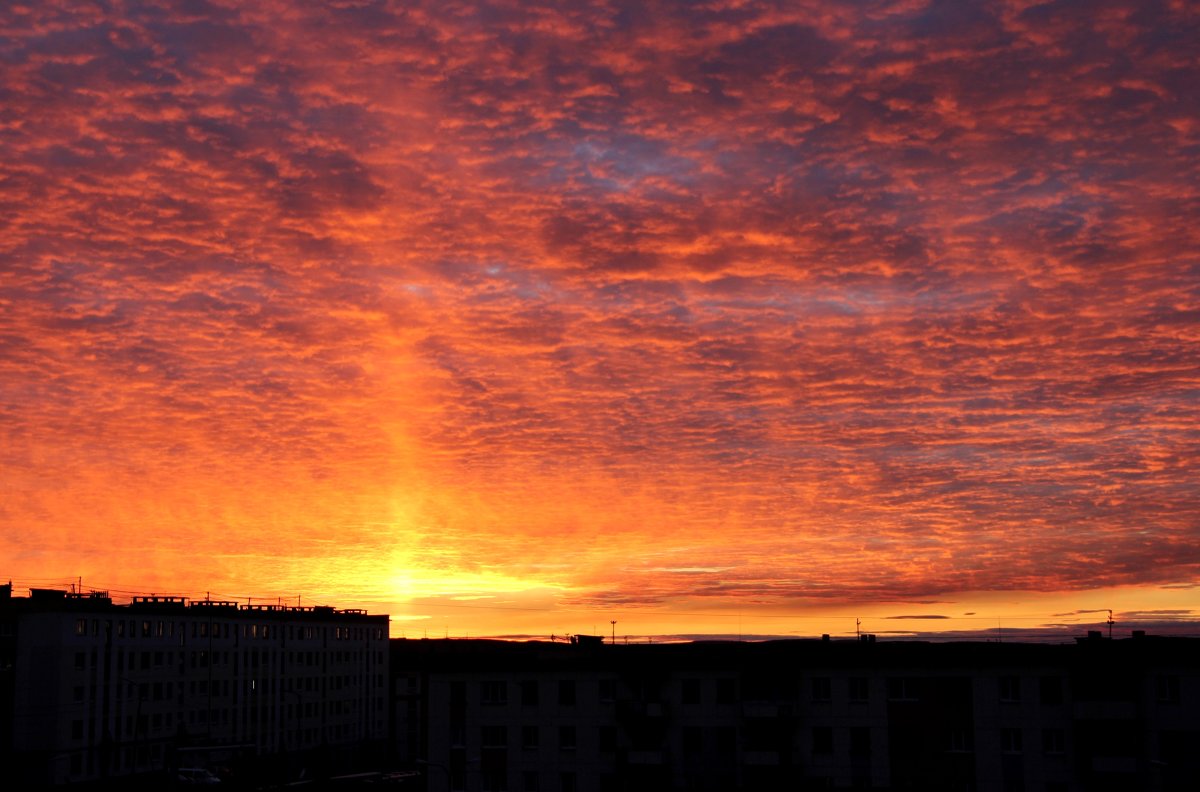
[
  {"left": 2, "top": 591, "right": 389, "bottom": 786},
  {"left": 392, "top": 637, "right": 1200, "bottom": 792}
]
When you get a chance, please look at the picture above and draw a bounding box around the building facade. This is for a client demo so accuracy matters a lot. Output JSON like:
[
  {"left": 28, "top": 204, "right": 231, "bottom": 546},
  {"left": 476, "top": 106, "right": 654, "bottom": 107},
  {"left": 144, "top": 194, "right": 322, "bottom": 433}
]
[
  {"left": 0, "top": 584, "right": 389, "bottom": 786},
  {"left": 391, "top": 634, "right": 1199, "bottom": 792}
]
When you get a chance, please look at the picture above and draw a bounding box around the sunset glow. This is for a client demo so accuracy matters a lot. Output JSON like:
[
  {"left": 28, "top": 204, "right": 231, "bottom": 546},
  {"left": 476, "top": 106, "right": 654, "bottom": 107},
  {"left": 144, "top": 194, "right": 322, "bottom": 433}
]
[{"left": 2, "top": 0, "right": 1198, "bottom": 639}]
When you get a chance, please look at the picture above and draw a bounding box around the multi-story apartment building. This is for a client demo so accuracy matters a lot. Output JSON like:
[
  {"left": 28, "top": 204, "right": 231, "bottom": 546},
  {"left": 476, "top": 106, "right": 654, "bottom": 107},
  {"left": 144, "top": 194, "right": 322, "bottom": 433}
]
[
  {"left": 0, "top": 583, "right": 390, "bottom": 786},
  {"left": 391, "top": 633, "right": 1199, "bottom": 792}
]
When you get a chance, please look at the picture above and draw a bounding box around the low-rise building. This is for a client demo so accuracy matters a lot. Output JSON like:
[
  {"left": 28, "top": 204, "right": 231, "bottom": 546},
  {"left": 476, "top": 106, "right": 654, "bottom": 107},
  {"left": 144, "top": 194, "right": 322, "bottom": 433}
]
[
  {"left": 0, "top": 583, "right": 389, "bottom": 786},
  {"left": 391, "top": 634, "right": 1199, "bottom": 792}
]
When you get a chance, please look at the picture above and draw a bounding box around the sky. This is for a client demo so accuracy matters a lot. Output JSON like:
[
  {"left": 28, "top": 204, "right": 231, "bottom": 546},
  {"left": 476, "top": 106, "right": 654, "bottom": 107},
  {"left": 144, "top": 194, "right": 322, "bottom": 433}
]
[{"left": 2, "top": 0, "right": 1198, "bottom": 641}]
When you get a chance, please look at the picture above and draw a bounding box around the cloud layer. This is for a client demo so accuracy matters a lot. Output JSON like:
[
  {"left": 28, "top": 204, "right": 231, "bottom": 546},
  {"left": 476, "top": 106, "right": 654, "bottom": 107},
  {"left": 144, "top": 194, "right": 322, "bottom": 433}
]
[{"left": 2, "top": 0, "right": 1198, "bottom": 629}]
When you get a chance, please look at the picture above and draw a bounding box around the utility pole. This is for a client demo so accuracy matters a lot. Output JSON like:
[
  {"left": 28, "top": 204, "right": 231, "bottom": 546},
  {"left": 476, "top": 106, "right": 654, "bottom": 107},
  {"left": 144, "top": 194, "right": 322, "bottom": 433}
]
[{"left": 610, "top": 620, "right": 617, "bottom": 645}]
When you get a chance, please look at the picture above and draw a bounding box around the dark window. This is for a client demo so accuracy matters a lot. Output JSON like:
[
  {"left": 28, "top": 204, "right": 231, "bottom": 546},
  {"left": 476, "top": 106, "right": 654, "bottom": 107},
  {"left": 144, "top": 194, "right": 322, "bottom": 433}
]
[
  {"left": 599, "top": 725, "right": 616, "bottom": 753},
  {"left": 523, "top": 772, "right": 539, "bottom": 792},
  {"left": 1003, "top": 777, "right": 1026, "bottom": 792},
  {"left": 946, "top": 728, "right": 973, "bottom": 752},
  {"left": 683, "top": 726, "right": 702, "bottom": 754},
  {"left": 850, "top": 727, "right": 871, "bottom": 757},
  {"left": 482, "top": 725, "right": 506, "bottom": 747},
  {"left": 522, "top": 725, "right": 539, "bottom": 750},
  {"left": 1042, "top": 728, "right": 1065, "bottom": 754},
  {"left": 812, "top": 726, "right": 833, "bottom": 755},
  {"left": 598, "top": 678, "right": 615, "bottom": 702},
  {"left": 1001, "top": 728, "right": 1023, "bottom": 753},
  {"left": 716, "top": 726, "right": 737, "bottom": 756},
  {"left": 887, "top": 678, "right": 919, "bottom": 701},
  {"left": 71, "top": 720, "right": 83, "bottom": 740},
  {"left": 560, "top": 773, "right": 576, "bottom": 792},
  {"left": 1156, "top": 675, "right": 1181, "bottom": 703},
  {"left": 717, "top": 678, "right": 736, "bottom": 705},
  {"left": 482, "top": 680, "right": 507, "bottom": 705},
  {"left": 558, "top": 725, "right": 576, "bottom": 751},
  {"left": 558, "top": 680, "right": 575, "bottom": 707},
  {"left": 1039, "top": 676, "right": 1063, "bottom": 706},
  {"left": 999, "top": 676, "right": 1021, "bottom": 702},
  {"left": 682, "top": 678, "right": 701, "bottom": 705},
  {"left": 849, "top": 677, "right": 869, "bottom": 702},
  {"left": 811, "top": 677, "right": 832, "bottom": 701},
  {"left": 520, "top": 680, "right": 539, "bottom": 706}
]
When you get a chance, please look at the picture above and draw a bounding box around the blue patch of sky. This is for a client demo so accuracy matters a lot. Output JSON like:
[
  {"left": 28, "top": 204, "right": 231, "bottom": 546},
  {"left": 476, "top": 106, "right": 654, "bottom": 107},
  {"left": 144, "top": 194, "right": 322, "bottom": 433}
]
[{"left": 532, "top": 133, "right": 700, "bottom": 193}]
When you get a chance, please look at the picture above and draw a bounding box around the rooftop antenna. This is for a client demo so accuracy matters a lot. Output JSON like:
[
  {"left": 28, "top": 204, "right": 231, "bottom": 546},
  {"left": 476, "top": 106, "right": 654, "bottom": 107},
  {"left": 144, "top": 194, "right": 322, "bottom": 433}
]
[
  {"left": 856, "top": 618, "right": 861, "bottom": 638},
  {"left": 1107, "top": 610, "right": 1114, "bottom": 640}
]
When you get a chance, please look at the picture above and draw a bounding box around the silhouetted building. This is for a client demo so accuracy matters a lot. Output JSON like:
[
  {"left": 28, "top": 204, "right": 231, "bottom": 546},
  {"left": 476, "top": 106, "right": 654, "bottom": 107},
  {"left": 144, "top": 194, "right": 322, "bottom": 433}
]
[
  {"left": 391, "top": 634, "right": 1199, "bottom": 792},
  {"left": 0, "top": 583, "right": 389, "bottom": 786}
]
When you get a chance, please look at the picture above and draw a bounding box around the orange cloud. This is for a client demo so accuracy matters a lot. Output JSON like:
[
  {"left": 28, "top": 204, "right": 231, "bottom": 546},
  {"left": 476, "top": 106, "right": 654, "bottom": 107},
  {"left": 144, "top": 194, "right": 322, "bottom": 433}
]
[{"left": 2, "top": 0, "right": 1198, "bottom": 637}]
